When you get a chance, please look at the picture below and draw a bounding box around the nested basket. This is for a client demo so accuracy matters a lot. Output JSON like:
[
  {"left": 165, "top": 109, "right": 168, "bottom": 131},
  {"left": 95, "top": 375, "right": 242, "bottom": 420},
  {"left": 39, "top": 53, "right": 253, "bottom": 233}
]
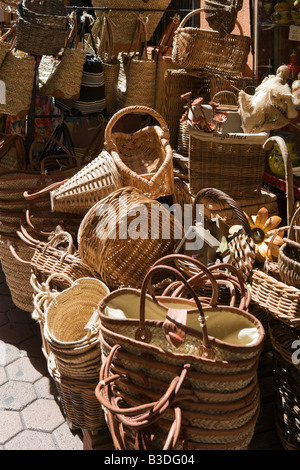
[
  {"left": 43, "top": 275, "right": 110, "bottom": 382},
  {"left": 105, "top": 106, "right": 174, "bottom": 200},
  {"left": 48, "top": 352, "right": 107, "bottom": 431},
  {"left": 278, "top": 206, "right": 300, "bottom": 289},
  {"left": 16, "top": 0, "right": 71, "bottom": 56},
  {"left": 171, "top": 8, "right": 251, "bottom": 74},
  {"left": 50, "top": 150, "right": 122, "bottom": 215},
  {"left": 78, "top": 186, "right": 183, "bottom": 290},
  {"left": 188, "top": 91, "right": 269, "bottom": 198}
]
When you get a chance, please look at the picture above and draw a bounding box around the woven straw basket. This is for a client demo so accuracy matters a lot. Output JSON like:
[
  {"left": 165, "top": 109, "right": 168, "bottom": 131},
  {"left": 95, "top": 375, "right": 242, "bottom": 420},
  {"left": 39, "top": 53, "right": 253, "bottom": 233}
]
[
  {"left": 171, "top": 8, "right": 251, "bottom": 74},
  {"left": 78, "top": 186, "right": 183, "bottom": 290},
  {"left": 105, "top": 106, "right": 174, "bottom": 200},
  {"left": 91, "top": 0, "right": 172, "bottom": 44},
  {"left": 43, "top": 276, "right": 110, "bottom": 382},
  {"left": 50, "top": 150, "right": 121, "bottom": 215},
  {"left": 95, "top": 256, "right": 264, "bottom": 449},
  {"left": 278, "top": 206, "right": 300, "bottom": 289}
]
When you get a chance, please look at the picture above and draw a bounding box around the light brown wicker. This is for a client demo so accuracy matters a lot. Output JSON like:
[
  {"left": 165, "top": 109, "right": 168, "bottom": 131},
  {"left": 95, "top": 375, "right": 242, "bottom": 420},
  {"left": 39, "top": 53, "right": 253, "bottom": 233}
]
[
  {"left": 105, "top": 105, "right": 174, "bottom": 200},
  {"left": 0, "top": 26, "right": 14, "bottom": 69},
  {"left": 278, "top": 206, "right": 300, "bottom": 289},
  {"left": 171, "top": 8, "right": 251, "bottom": 74},
  {"left": 50, "top": 150, "right": 121, "bottom": 215},
  {"left": 48, "top": 353, "right": 107, "bottom": 431},
  {"left": 91, "top": 0, "right": 172, "bottom": 44},
  {"left": 78, "top": 186, "right": 183, "bottom": 290},
  {"left": 43, "top": 276, "right": 109, "bottom": 382}
]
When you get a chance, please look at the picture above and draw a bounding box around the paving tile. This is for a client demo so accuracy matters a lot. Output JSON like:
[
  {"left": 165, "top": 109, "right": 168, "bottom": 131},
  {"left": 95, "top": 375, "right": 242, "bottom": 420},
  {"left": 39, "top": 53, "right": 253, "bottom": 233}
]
[
  {"left": 21, "top": 398, "right": 65, "bottom": 432},
  {"left": 7, "top": 307, "right": 34, "bottom": 324},
  {"left": 0, "top": 295, "right": 16, "bottom": 312},
  {"left": 0, "top": 311, "right": 8, "bottom": 326},
  {"left": 19, "top": 334, "right": 44, "bottom": 359},
  {"left": 6, "top": 356, "right": 48, "bottom": 383},
  {"left": 0, "top": 381, "right": 37, "bottom": 411},
  {"left": 53, "top": 422, "right": 83, "bottom": 450},
  {"left": 34, "top": 375, "right": 59, "bottom": 400},
  {"left": 4, "top": 430, "right": 57, "bottom": 450},
  {"left": 0, "top": 341, "right": 22, "bottom": 367},
  {"left": 0, "top": 409, "right": 23, "bottom": 445},
  {"left": 0, "top": 366, "right": 7, "bottom": 386},
  {"left": 0, "top": 323, "right": 34, "bottom": 346}
]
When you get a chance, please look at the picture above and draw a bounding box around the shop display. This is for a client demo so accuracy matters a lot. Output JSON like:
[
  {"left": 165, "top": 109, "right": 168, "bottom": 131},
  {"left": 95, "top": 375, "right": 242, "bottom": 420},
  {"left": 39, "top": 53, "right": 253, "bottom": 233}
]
[{"left": 0, "top": 1, "right": 299, "bottom": 452}]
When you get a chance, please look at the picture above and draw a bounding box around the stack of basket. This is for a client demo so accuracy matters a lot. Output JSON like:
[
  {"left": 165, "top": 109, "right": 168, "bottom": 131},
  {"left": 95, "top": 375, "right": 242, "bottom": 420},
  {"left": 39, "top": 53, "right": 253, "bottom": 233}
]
[{"left": 159, "top": 7, "right": 279, "bottom": 225}]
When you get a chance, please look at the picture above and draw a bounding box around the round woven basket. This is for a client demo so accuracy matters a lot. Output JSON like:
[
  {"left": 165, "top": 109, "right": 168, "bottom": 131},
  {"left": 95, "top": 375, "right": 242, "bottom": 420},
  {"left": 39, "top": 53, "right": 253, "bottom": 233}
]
[{"left": 278, "top": 206, "right": 300, "bottom": 288}]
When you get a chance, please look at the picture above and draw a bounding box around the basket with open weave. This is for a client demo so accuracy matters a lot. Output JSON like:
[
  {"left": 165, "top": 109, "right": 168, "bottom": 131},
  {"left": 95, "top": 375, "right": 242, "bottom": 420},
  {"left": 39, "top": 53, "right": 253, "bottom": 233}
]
[
  {"left": 278, "top": 205, "right": 300, "bottom": 289},
  {"left": 104, "top": 106, "right": 174, "bottom": 200}
]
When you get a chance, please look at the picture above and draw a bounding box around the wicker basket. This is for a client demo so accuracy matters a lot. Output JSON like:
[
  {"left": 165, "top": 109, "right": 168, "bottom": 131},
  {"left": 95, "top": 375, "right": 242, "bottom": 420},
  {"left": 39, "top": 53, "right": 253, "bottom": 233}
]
[
  {"left": 16, "top": 1, "right": 71, "bottom": 57},
  {"left": 188, "top": 95, "right": 269, "bottom": 198},
  {"left": 43, "top": 276, "right": 110, "bottom": 382},
  {"left": 278, "top": 206, "right": 300, "bottom": 289},
  {"left": 172, "top": 8, "right": 251, "bottom": 74},
  {"left": 273, "top": 350, "right": 300, "bottom": 450},
  {"left": 105, "top": 106, "right": 174, "bottom": 200},
  {"left": 50, "top": 150, "right": 121, "bottom": 215},
  {"left": 91, "top": 0, "right": 172, "bottom": 44},
  {"left": 251, "top": 268, "right": 300, "bottom": 330},
  {"left": 269, "top": 318, "right": 300, "bottom": 370},
  {"left": 78, "top": 186, "right": 183, "bottom": 290},
  {"left": 48, "top": 353, "right": 107, "bottom": 431}
]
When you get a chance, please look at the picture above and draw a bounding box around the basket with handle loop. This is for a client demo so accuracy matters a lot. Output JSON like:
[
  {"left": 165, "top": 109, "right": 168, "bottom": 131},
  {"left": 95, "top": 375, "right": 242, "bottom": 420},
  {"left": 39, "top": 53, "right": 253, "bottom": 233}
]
[
  {"left": 104, "top": 106, "right": 174, "bottom": 199},
  {"left": 278, "top": 205, "right": 300, "bottom": 289},
  {"left": 96, "top": 254, "right": 264, "bottom": 449},
  {"left": 171, "top": 8, "right": 251, "bottom": 74}
]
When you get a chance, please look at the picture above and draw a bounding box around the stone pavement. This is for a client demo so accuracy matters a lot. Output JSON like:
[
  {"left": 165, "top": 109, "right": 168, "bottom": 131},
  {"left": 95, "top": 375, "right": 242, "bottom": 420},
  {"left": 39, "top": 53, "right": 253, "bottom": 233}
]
[{"left": 0, "top": 266, "right": 83, "bottom": 450}]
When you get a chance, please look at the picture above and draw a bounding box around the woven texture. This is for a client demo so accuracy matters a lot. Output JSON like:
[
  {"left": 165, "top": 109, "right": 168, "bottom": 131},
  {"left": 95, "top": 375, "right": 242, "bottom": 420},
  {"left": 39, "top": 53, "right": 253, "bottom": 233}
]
[
  {"left": 172, "top": 8, "right": 251, "bottom": 74},
  {"left": 44, "top": 276, "right": 109, "bottom": 382},
  {"left": 78, "top": 187, "right": 183, "bottom": 290},
  {"left": 105, "top": 105, "right": 174, "bottom": 200},
  {"left": 278, "top": 206, "right": 300, "bottom": 289},
  {"left": 50, "top": 150, "right": 121, "bottom": 215},
  {"left": 16, "top": 0, "right": 70, "bottom": 56},
  {"left": 91, "top": 0, "right": 172, "bottom": 43}
]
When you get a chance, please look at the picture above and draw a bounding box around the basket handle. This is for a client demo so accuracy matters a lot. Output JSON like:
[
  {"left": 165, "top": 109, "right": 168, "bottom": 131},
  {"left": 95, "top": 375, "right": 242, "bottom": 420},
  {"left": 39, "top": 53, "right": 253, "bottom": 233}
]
[
  {"left": 211, "top": 90, "right": 238, "bottom": 104},
  {"left": 177, "top": 7, "right": 244, "bottom": 36},
  {"left": 8, "top": 240, "right": 33, "bottom": 265},
  {"left": 95, "top": 344, "right": 188, "bottom": 446},
  {"left": 23, "top": 179, "right": 69, "bottom": 201},
  {"left": 151, "top": 253, "right": 220, "bottom": 307},
  {"left": 192, "top": 188, "right": 252, "bottom": 236},
  {"left": 153, "top": 14, "right": 180, "bottom": 59},
  {"left": 29, "top": 135, "right": 75, "bottom": 171},
  {"left": 42, "top": 230, "right": 74, "bottom": 257},
  {"left": 44, "top": 272, "right": 74, "bottom": 297},
  {"left": 285, "top": 205, "right": 300, "bottom": 247},
  {"left": 137, "top": 264, "right": 214, "bottom": 359},
  {"left": 105, "top": 105, "right": 170, "bottom": 148}
]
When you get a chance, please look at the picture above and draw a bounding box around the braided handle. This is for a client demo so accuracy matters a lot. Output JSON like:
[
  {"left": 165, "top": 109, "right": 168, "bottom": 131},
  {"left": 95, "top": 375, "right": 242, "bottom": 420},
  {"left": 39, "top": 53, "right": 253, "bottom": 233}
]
[
  {"left": 192, "top": 188, "right": 252, "bottom": 236},
  {"left": 177, "top": 7, "right": 244, "bottom": 36}
]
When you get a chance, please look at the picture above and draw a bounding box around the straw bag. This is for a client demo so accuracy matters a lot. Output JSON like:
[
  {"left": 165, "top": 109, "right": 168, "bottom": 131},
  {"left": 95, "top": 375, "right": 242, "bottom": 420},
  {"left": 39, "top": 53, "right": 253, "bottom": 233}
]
[
  {"left": 49, "top": 150, "right": 121, "bottom": 215},
  {"left": 187, "top": 91, "right": 269, "bottom": 198},
  {"left": 43, "top": 275, "right": 110, "bottom": 382},
  {"left": 38, "top": 14, "right": 86, "bottom": 100},
  {"left": 117, "top": 19, "right": 156, "bottom": 110},
  {"left": 172, "top": 8, "right": 251, "bottom": 74},
  {"left": 15, "top": 0, "right": 71, "bottom": 57},
  {"left": 89, "top": 13, "right": 120, "bottom": 115},
  {"left": 95, "top": 255, "right": 264, "bottom": 450},
  {"left": 0, "top": 35, "right": 36, "bottom": 118},
  {"left": 91, "top": 0, "right": 172, "bottom": 44},
  {"left": 77, "top": 186, "right": 183, "bottom": 290},
  {"left": 278, "top": 206, "right": 300, "bottom": 288},
  {"left": 104, "top": 105, "right": 174, "bottom": 200},
  {"left": 0, "top": 26, "right": 14, "bottom": 68}
]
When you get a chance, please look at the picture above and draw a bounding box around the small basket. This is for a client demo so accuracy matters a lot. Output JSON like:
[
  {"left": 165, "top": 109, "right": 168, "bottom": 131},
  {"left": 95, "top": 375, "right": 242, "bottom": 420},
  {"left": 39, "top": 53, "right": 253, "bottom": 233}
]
[
  {"left": 78, "top": 186, "right": 183, "bottom": 290},
  {"left": 171, "top": 8, "right": 251, "bottom": 74},
  {"left": 16, "top": 1, "right": 71, "bottom": 56},
  {"left": 105, "top": 106, "right": 174, "bottom": 200},
  {"left": 50, "top": 150, "right": 121, "bottom": 215},
  {"left": 278, "top": 206, "right": 300, "bottom": 288}
]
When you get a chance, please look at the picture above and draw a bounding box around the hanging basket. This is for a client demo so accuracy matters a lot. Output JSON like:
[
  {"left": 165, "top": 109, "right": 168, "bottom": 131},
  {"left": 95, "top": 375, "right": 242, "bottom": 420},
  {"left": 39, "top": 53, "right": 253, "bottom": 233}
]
[
  {"left": 105, "top": 106, "right": 174, "bottom": 200},
  {"left": 171, "top": 8, "right": 251, "bottom": 74}
]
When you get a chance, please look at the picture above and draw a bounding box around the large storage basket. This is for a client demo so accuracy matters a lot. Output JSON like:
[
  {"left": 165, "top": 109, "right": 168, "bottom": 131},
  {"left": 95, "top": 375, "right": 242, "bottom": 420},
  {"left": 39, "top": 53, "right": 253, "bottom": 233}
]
[
  {"left": 188, "top": 97, "right": 269, "bottom": 198},
  {"left": 78, "top": 187, "right": 183, "bottom": 290},
  {"left": 172, "top": 8, "right": 251, "bottom": 74},
  {"left": 91, "top": 0, "right": 172, "bottom": 44},
  {"left": 105, "top": 106, "right": 174, "bottom": 200}
]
